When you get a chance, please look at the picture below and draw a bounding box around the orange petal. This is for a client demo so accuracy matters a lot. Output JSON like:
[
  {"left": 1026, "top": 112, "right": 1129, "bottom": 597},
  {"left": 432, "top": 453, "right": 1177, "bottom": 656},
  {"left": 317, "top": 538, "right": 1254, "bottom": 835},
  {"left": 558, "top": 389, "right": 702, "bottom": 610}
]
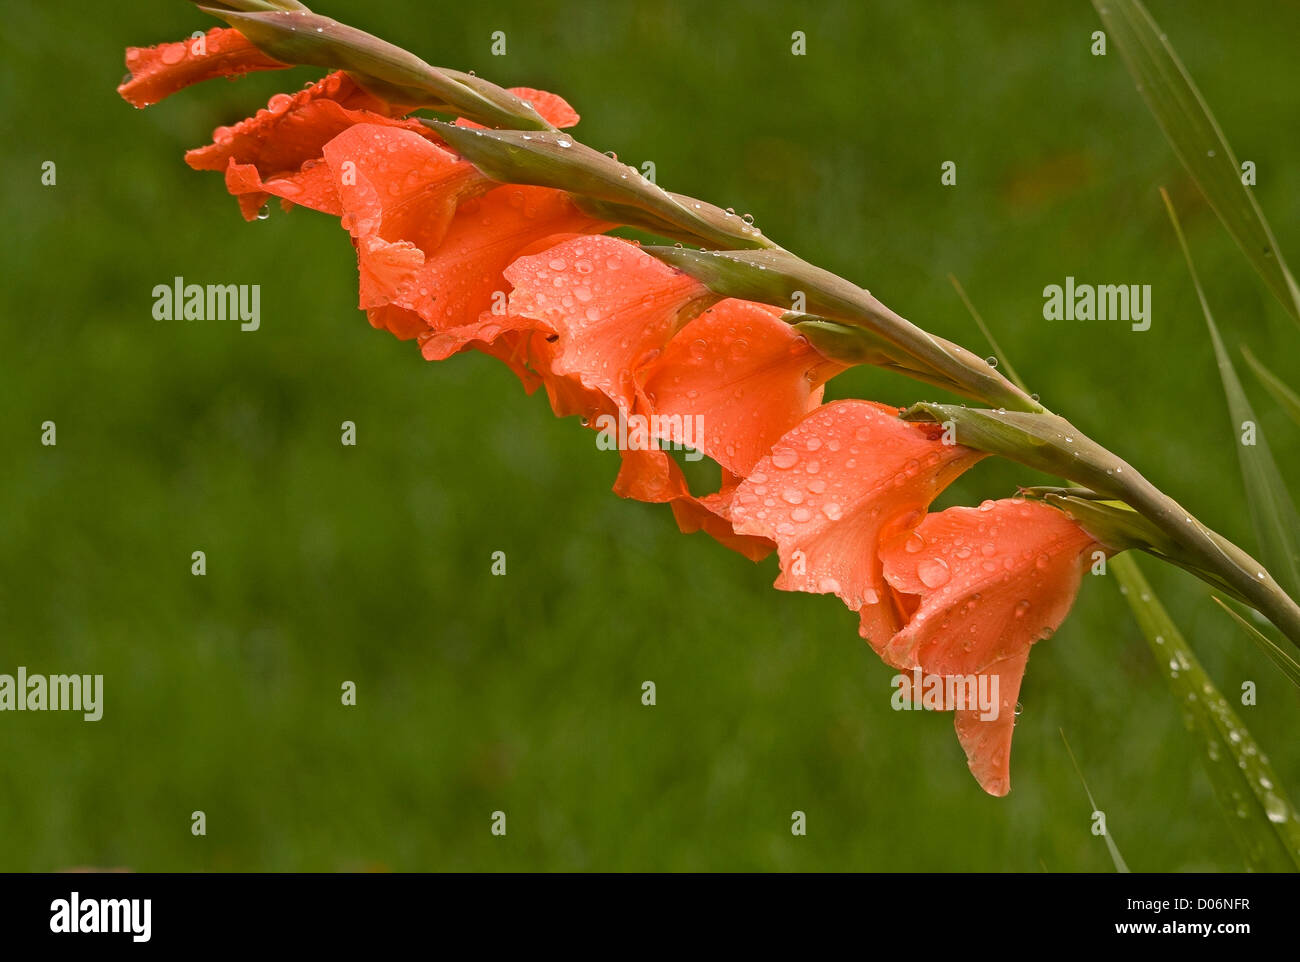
[
  {"left": 878, "top": 499, "right": 1097, "bottom": 674},
  {"left": 670, "top": 473, "right": 774, "bottom": 562},
  {"left": 612, "top": 446, "right": 688, "bottom": 503},
  {"left": 322, "top": 125, "right": 485, "bottom": 317},
  {"left": 953, "top": 649, "right": 1030, "bottom": 797},
  {"left": 521, "top": 332, "right": 619, "bottom": 421},
  {"left": 639, "top": 299, "right": 845, "bottom": 477},
  {"left": 224, "top": 156, "right": 343, "bottom": 220},
  {"left": 420, "top": 311, "right": 540, "bottom": 363},
  {"left": 119, "top": 28, "right": 289, "bottom": 108},
  {"left": 325, "top": 125, "right": 483, "bottom": 248},
  {"left": 455, "top": 87, "right": 581, "bottom": 130},
  {"left": 417, "top": 228, "right": 599, "bottom": 369},
  {"left": 186, "top": 72, "right": 430, "bottom": 220},
  {"left": 879, "top": 498, "right": 1099, "bottom": 795},
  {"left": 510, "top": 88, "right": 581, "bottom": 128},
  {"left": 729, "top": 399, "right": 986, "bottom": 640},
  {"left": 373, "top": 188, "right": 609, "bottom": 341},
  {"left": 611, "top": 448, "right": 774, "bottom": 561},
  {"left": 503, "top": 236, "right": 709, "bottom": 412}
]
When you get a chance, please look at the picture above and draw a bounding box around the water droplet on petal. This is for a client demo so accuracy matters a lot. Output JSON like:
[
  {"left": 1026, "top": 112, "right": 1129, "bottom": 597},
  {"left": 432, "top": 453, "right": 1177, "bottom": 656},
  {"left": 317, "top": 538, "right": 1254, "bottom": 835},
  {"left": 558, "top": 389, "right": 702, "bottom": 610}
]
[
  {"left": 771, "top": 448, "right": 798, "bottom": 470},
  {"left": 917, "top": 558, "right": 951, "bottom": 588}
]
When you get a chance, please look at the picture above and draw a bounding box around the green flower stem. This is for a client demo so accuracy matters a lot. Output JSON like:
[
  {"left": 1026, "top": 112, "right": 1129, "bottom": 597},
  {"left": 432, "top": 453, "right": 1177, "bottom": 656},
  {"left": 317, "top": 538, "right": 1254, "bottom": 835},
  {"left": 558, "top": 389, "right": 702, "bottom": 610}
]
[{"left": 204, "top": 0, "right": 1300, "bottom": 648}]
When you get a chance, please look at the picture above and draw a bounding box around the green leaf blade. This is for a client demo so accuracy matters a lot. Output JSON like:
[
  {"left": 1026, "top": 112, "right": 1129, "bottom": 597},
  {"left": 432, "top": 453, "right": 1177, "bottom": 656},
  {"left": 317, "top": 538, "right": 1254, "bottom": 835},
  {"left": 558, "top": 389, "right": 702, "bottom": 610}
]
[
  {"left": 1242, "top": 346, "right": 1300, "bottom": 429},
  {"left": 1093, "top": 0, "right": 1300, "bottom": 323},
  {"left": 1060, "top": 730, "right": 1130, "bottom": 872},
  {"left": 1112, "top": 554, "right": 1300, "bottom": 871},
  {"left": 1212, "top": 597, "right": 1300, "bottom": 692},
  {"left": 1161, "top": 190, "right": 1300, "bottom": 601}
]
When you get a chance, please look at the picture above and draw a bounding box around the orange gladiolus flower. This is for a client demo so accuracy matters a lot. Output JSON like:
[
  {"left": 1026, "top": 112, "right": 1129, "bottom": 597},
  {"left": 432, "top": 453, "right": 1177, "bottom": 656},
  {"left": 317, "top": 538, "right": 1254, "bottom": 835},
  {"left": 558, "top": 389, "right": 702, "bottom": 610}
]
[
  {"left": 879, "top": 498, "right": 1101, "bottom": 795},
  {"left": 319, "top": 126, "right": 607, "bottom": 341},
  {"left": 118, "top": 27, "right": 289, "bottom": 109},
  {"left": 638, "top": 298, "right": 846, "bottom": 478},
  {"left": 497, "top": 235, "right": 712, "bottom": 412},
  {"left": 730, "top": 400, "right": 987, "bottom": 641}
]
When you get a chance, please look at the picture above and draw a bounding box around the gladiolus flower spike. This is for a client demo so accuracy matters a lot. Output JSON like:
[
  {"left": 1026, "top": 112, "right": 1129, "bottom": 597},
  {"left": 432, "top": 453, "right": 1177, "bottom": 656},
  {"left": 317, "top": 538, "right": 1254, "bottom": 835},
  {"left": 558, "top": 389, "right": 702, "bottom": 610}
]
[{"left": 118, "top": 2, "right": 1300, "bottom": 796}]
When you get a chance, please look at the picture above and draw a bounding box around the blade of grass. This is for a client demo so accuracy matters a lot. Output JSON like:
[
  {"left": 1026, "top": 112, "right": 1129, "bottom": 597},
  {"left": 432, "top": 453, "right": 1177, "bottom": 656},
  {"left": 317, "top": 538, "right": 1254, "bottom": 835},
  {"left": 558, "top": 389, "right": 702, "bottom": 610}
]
[
  {"left": 1241, "top": 346, "right": 1300, "bottom": 429},
  {"left": 1212, "top": 596, "right": 1300, "bottom": 691},
  {"left": 1092, "top": 0, "right": 1300, "bottom": 323},
  {"left": 947, "top": 274, "right": 1028, "bottom": 395},
  {"left": 1162, "top": 187, "right": 1300, "bottom": 600},
  {"left": 1112, "top": 553, "right": 1300, "bottom": 870},
  {"left": 1060, "top": 729, "right": 1130, "bottom": 872}
]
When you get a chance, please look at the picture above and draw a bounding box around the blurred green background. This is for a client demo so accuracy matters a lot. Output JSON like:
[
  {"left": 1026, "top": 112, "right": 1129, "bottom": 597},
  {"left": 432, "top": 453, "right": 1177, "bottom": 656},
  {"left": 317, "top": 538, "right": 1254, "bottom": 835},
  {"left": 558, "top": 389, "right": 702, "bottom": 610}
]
[{"left": 2, "top": 0, "right": 1298, "bottom": 871}]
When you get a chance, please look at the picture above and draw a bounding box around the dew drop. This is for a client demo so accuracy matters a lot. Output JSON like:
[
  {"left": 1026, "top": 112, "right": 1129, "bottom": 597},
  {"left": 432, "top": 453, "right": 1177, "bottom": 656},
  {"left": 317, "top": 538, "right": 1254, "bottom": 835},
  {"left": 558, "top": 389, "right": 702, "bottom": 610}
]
[
  {"left": 771, "top": 448, "right": 798, "bottom": 470},
  {"left": 1264, "top": 793, "right": 1290, "bottom": 824},
  {"left": 917, "top": 558, "right": 951, "bottom": 589}
]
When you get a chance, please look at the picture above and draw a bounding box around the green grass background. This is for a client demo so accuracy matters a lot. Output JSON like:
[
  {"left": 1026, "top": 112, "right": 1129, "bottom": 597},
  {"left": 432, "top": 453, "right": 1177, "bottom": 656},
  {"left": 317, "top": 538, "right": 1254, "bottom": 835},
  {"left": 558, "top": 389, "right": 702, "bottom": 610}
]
[{"left": 2, "top": 0, "right": 1298, "bottom": 871}]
